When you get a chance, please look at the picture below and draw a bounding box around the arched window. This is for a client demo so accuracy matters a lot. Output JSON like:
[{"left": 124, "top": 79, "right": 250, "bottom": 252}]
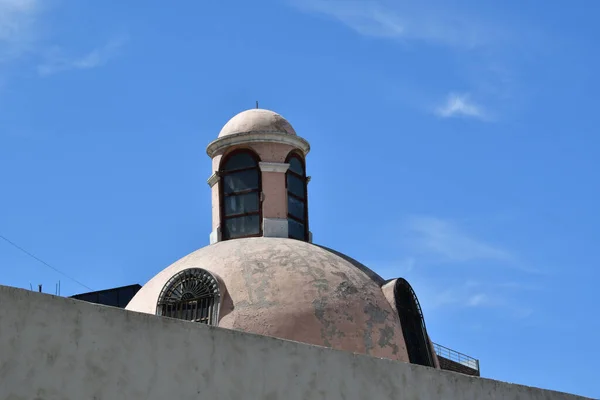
[
  {"left": 156, "top": 268, "right": 220, "bottom": 325},
  {"left": 394, "top": 279, "right": 434, "bottom": 367},
  {"left": 219, "top": 150, "right": 262, "bottom": 240},
  {"left": 285, "top": 152, "right": 308, "bottom": 241}
]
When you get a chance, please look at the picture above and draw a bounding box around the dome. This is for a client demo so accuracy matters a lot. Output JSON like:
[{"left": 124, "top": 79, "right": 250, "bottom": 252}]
[
  {"left": 218, "top": 109, "right": 297, "bottom": 138},
  {"left": 126, "top": 237, "right": 410, "bottom": 362}
]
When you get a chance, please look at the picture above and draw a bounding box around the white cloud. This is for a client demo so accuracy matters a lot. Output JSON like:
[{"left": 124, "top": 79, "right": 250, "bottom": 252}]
[
  {"left": 435, "top": 93, "right": 488, "bottom": 120},
  {"left": 466, "top": 293, "right": 489, "bottom": 307},
  {"left": 467, "top": 280, "right": 542, "bottom": 292},
  {"left": 0, "top": 0, "right": 38, "bottom": 39},
  {"left": 360, "top": 257, "right": 416, "bottom": 281},
  {"left": 403, "top": 216, "right": 542, "bottom": 274},
  {"left": 0, "top": 0, "right": 40, "bottom": 61},
  {"left": 513, "top": 307, "right": 534, "bottom": 319},
  {"left": 37, "top": 37, "right": 127, "bottom": 76},
  {"left": 396, "top": 257, "right": 415, "bottom": 273},
  {"left": 419, "top": 280, "right": 533, "bottom": 317},
  {"left": 292, "top": 1, "right": 534, "bottom": 120},
  {"left": 0, "top": 1, "right": 125, "bottom": 83},
  {"left": 498, "top": 281, "right": 541, "bottom": 291},
  {"left": 419, "top": 286, "right": 494, "bottom": 310},
  {"left": 406, "top": 216, "right": 510, "bottom": 263},
  {"left": 396, "top": 216, "right": 541, "bottom": 317},
  {"left": 427, "top": 288, "right": 460, "bottom": 309},
  {"left": 292, "top": 0, "right": 504, "bottom": 49}
]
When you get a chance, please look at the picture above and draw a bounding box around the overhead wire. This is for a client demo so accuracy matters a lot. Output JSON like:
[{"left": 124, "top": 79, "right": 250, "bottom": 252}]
[{"left": 0, "top": 233, "right": 96, "bottom": 293}]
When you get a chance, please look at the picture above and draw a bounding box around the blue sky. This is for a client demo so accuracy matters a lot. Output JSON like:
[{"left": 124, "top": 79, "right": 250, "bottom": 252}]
[{"left": 1, "top": 0, "right": 599, "bottom": 397}]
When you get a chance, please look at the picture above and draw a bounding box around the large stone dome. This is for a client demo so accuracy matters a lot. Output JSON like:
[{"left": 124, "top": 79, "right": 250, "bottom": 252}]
[
  {"left": 218, "top": 109, "right": 297, "bottom": 138},
  {"left": 126, "top": 237, "right": 410, "bottom": 362}
]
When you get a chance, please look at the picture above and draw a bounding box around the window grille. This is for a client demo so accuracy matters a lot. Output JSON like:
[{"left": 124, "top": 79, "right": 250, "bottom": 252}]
[
  {"left": 156, "top": 268, "right": 220, "bottom": 325},
  {"left": 219, "top": 150, "right": 262, "bottom": 240},
  {"left": 286, "top": 152, "right": 309, "bottom": 241}
]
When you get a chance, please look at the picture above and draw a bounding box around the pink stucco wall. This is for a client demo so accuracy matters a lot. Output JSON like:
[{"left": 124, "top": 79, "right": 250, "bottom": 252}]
[
  {"left": 261, "top": 171, "right": 287, "bottom": 219},
  {"left": 211, "top": 183, "right": 220, "bottom": 230}
]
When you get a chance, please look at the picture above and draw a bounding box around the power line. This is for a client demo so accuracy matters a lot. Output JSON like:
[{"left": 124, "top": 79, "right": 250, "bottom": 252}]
[{"left": 0, "top": 234, "right": 95, "bottom": 293}]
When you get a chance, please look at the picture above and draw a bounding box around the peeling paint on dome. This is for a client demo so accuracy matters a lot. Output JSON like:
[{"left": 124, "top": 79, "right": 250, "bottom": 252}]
[{"left": 126, "top": 237, "right": 411, "bottom": 362}]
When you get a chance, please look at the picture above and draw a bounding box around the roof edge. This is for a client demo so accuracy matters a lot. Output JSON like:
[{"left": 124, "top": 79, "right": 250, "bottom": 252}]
[
  {"left": 314, "top": 244, "right": 386, "bottom": 286},
  {"left": 206, "top": 131, "right": 310, "bottom": 158}
]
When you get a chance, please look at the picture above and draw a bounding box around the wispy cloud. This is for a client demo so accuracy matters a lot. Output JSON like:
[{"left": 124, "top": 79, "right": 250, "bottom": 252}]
[
  {"left": 406, "top": 216, "right": 510, "bottom": 263},
  {"left": 365, "top": 257, "right": 416, "bottom": 280},
  {"left": 37, "top": 37, "right": 127, "bottom": 76},
  {"left": 403, "top": 215, "right": 544, "bottom": 275},
  {"left": 467, "top": 280, "right": 543, "bottom": 292},
  {"left": 292, "top": 0, "right": 537, "bottom": 121},
  {"left": 0, "top": 0, "right": 40, "bottom": 62},
  {"left": 1, "top": 1, "right": 125, "bottom": 83},
  {"left": 466, "top": 293, "right": 488, "bottom": 307},
  {"left": 426, "top": 287, "right": 461, "bottom": 309},
  {"left": 293, "top": 0, "right": 507, "bottom": 49},
  {"left": 396, "top": 216, "right": 543, "bottom": 319},
  {"left": 0, "top": 0, "right": 37, "bottom": 40},
  {"left": 418, "top": 285, "right": 496, "bottom": 310},
  {"left": 435, "top": 93, "right": 489, "bottom": 120},
  {"left": 417, "top": 279, "right": 536, "bottom": 321}
]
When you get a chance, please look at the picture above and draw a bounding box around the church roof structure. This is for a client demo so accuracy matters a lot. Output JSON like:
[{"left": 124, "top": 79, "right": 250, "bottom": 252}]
[
  {"left": 126, "top": 108, "right": 440, "bottom": 369},
  {"left": 218, "top": 109, "right": 297, "bottom": 137},
  {"left": 127, "top": 238, "right": 411, "bottom": 361}
]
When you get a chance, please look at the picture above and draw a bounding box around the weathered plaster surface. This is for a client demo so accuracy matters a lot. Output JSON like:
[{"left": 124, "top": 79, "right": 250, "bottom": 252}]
[
  {"left": 263, "top": 218, "right": 288, "bottom": 238},
  {"left": 209, "top": 227, "right": 221, "bottom": 245},
  {"left": 0, "top": 285, "right": 591, "bottom": 400},
  {"left": 218, "top": 109, "right": 297, "bottom": 138},
  {"left": 127, "top": 238, "right": 410, "bottom": 362},
  {"left": 212, "top": 153, "right": 223, "bottom": 174},
  {"left": 259, "top": 162, "right": 290, "bottom": 173},
  {"left": 261, "top": 170, "right": 287, "bottom": 219},
  {"left": 211, "top": 182, "right": 220, "bottom": 230},
  {"left": 316, "top": 244, "right": 385, "bottom": 285}
]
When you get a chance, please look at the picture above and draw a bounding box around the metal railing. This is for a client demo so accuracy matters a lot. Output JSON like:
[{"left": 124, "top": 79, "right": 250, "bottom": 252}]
[{"left": 433, "top": 342, "right": 480, "bottom": 371}]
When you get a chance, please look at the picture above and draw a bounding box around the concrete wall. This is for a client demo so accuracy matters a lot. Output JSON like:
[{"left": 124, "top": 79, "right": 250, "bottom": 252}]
[{"left": 0, "top": 285, "right": 590, "bottom": 400}]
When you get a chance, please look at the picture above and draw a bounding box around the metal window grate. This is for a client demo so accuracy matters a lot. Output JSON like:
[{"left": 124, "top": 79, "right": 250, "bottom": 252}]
[
  {"left": 156, "top": 268, "right": 220, "bottom": 326},
  {"left": 219, "top": 150, "right": 262, "bottom": 240},
  {"left": 286, "top": 152, "right": 309, "bottom": 241}
]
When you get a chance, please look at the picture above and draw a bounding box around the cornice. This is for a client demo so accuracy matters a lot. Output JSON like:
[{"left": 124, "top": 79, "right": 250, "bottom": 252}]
[
  {"left": 207, "top": 172, "right": 220, "bottom": 187},
  {"left": 259, "top": 162, "right": 290, "bottom": 173},
  {"left": 206, "top": 131, "right": 311, "bottom": 158}
]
